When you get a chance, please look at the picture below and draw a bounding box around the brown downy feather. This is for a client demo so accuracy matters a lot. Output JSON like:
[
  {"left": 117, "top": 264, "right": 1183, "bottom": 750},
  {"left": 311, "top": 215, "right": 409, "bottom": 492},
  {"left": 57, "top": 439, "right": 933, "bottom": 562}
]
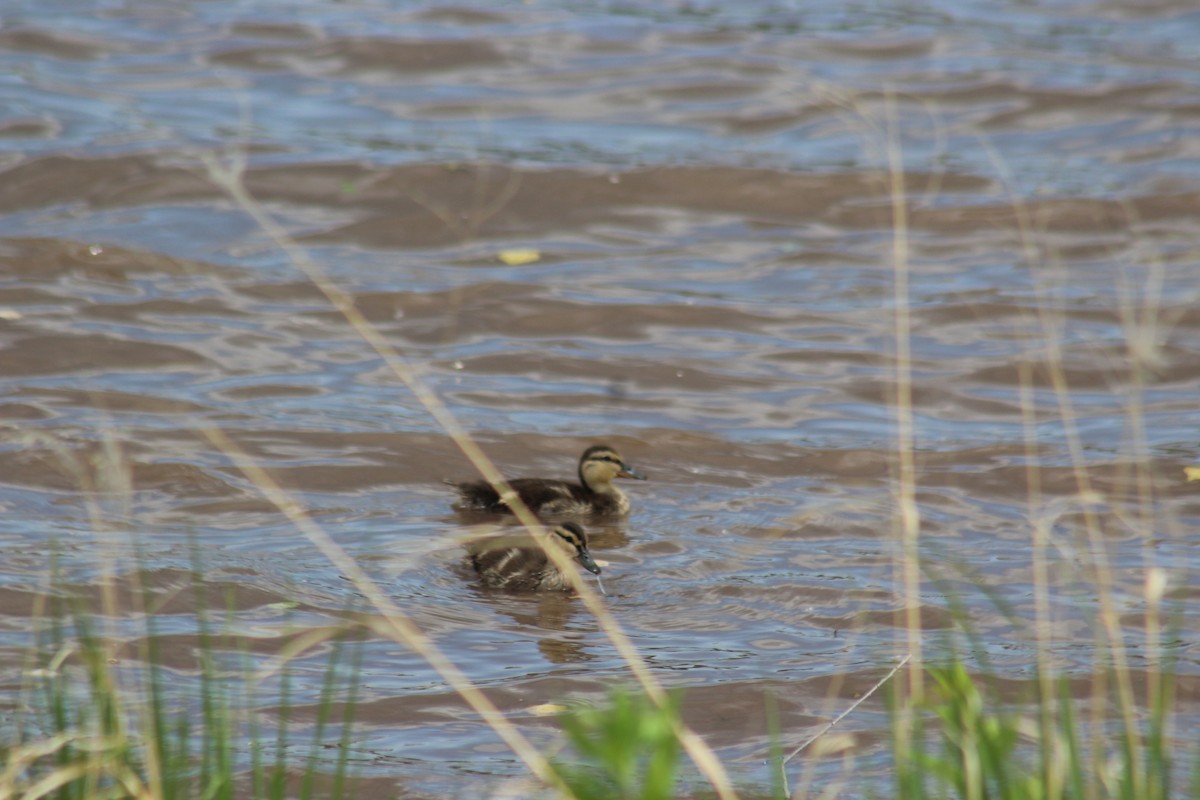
[
  {"left": 468, "top": 522, "right": 601, "bottom": 591},
  {"left": 449, "top": 444, "right": 647, "bottom": 517}
]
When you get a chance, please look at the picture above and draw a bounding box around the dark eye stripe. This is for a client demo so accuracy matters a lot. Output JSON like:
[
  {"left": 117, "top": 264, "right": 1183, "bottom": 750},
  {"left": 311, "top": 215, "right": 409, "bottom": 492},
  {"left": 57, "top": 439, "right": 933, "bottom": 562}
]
[{"left": 554, "top": 528, "right": 584, "bottom": 547}]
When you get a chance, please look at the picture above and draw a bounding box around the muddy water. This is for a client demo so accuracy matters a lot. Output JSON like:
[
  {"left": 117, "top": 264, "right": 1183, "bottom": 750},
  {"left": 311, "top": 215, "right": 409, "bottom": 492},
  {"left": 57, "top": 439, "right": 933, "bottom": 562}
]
[{"left": 2, "top": 1, "right": 1199, "bottom": 797}]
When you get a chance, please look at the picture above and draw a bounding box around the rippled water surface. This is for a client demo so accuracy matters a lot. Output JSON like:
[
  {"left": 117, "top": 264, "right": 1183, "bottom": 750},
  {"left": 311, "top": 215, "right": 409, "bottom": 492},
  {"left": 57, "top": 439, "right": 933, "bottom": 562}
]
[{"left": 2, "top": 1, "right": 1199, "bottom": 796}]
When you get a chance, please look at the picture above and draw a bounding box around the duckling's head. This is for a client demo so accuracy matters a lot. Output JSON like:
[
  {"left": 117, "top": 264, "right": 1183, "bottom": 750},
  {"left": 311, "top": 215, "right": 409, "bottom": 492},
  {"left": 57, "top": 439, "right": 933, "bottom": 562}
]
[
  {"left": 578, "top": 444, "right": 647, "bottom": 492},
  {"left": 552, "top": 521, "right": 601, "bottom": 575}
]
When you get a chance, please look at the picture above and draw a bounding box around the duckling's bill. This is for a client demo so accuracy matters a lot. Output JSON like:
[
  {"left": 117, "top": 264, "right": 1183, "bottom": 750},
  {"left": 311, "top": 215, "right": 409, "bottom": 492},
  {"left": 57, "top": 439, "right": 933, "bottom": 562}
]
[
  {"left": 576, "top": 549, "right": 602, "bottom": 575},
  {"left": 619, "top": 463, "right": 648, "bottom": 480}
]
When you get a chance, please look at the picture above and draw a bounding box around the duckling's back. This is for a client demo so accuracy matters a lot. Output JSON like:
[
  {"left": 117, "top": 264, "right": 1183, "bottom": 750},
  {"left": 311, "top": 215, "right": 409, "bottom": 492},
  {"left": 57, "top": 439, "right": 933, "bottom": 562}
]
[
  {"left": 451, "top": 477, "right": 616, "bottom": 516},
  {"left": 470, "top": 543, "right": 568, "bottom": 591}
]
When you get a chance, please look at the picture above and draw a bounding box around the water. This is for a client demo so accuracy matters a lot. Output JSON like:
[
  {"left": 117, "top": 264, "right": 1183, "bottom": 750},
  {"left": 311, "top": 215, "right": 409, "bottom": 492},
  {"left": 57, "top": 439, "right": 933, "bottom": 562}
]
[{"left": 1, "top": 1, "right": 1199, "bottom": 796}]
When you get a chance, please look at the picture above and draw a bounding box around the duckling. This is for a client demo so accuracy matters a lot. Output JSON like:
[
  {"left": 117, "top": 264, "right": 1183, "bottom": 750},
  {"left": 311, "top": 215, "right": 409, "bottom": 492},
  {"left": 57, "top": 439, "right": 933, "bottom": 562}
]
[
  {"left": 448, "top": 444, "right": 647, "bottom": 517},
  {"left": 469, "top": 522, "right": 601, "bottom": 591}
]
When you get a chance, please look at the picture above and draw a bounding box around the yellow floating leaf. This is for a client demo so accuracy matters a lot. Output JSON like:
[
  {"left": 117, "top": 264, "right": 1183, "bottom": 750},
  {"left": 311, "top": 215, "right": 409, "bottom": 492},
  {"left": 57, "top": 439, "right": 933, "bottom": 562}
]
[
  {"left": 266, "top": 601, "right": 302, "bottom": 611},
  {"left": 528, "top": 703, "right": 566, "bottom": 717},
  {"left": 1185, "top": 466, "right": 1200, "bottom": 482},
  {"left": 497, "top": 248, "right": 541, "bottom": 266}
]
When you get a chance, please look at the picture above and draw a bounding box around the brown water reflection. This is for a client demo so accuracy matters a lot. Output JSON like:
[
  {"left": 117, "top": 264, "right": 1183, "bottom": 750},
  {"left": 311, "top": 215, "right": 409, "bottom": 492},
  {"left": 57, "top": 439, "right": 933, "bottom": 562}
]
[{"left": 2, "top": 0, "right": 1199, "bottom": 796}]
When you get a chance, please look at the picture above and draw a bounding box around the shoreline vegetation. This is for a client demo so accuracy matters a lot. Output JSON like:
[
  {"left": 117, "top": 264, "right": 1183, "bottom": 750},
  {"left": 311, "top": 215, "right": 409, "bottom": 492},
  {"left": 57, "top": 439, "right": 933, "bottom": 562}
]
[{"left": 3, "top": 568, "right": 1185, "bottom": 799}]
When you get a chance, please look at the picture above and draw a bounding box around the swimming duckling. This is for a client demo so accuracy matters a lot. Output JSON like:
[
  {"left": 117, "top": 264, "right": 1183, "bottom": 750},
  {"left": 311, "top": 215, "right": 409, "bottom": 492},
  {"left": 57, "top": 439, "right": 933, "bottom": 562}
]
[
  {"left": 448, "top": 444, "right": 647, "bottom": 517},
  {"left": 469, "top": 522, "right": 601, "bottom": 591}
]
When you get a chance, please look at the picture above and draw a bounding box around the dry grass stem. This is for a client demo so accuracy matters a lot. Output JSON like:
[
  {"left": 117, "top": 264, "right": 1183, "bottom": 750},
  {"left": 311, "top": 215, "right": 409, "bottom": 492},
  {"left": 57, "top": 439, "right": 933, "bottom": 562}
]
[
  {"left": 200, "top": 424, "right": 574, "bottom": 798},
  {"left": 780, "top": 654, "right": 911, "bottom": 798},
  {"left": 200, "top": 152, "right": 738, "bottom": 799}
]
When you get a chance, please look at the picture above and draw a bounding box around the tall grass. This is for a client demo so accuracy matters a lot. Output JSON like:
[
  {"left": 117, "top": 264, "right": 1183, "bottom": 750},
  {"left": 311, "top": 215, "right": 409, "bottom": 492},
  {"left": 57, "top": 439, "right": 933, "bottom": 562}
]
[
  {"left": 0, "top": 555, "right": 364, "bottom": 800},
  {"left": 887, "top": 650, "right": 1183, "bottom": 800},
  {"left": 551, "top": 687, "right": 683, "bottom": 800}
]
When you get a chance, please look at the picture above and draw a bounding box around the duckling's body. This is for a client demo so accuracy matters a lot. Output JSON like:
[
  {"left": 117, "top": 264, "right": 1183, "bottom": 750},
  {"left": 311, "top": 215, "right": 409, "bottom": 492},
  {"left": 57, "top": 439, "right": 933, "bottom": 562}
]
[
  {"left": 449, "top": 444, "right": 647, "bottom": 517},
  {"left": 469, "top": 522, "right": 601, "bottom": 592}
]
